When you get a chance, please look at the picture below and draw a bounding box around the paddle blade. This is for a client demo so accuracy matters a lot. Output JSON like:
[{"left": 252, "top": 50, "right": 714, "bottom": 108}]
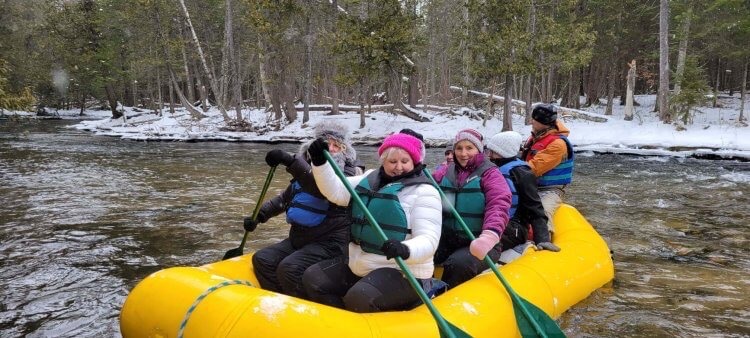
[
  {"left": 440, "top": 321, "right": 473, "bottom": 338},
  {"left": 513, "top": 297, "right": 566, "bottom": 338},
  {"left": 222, "top": 247, "right": 243, "bottom": 260}
]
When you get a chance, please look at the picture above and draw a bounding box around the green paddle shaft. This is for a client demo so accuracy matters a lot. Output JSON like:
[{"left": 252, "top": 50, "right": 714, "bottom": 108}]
[
  {"left": 239, "top": 165, "right": 277, "bottom": 248},
  {"left": 423, "top": 168, "right": 565, "bottom": 338},
  {"left": 323, "top": 151, "right": 465, "bottom": 338},
  {"left": 223, "top": 165, "right": 277, "bottom": 260}
]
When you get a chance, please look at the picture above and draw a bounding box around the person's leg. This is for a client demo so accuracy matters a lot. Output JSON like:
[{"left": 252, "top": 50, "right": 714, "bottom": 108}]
[
  {"left": 500, "top": 219, "right": 529, "bottom": 250},
  {"left": 539, "top": 189, "right": 564, "bottom": 233},
  {"left": 277, "top": 240, "right": 345, "bottom": 299},
  {"left": 343, "top": 268, "right": 423, "bottom": 313},
  {"left": 440, "top": 245, "right": 502, "bottom": 288},
  {"left": 302, "top": 255, "right": 358, "bottom": 309},
  {"left": 251, "top": 239, "right": 295, "bottom": 293}
]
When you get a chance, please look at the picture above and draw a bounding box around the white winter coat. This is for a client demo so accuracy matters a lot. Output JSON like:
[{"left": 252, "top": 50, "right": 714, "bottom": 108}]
[{"left": 312, "top": 164, "right": 442, "bottom": 279}]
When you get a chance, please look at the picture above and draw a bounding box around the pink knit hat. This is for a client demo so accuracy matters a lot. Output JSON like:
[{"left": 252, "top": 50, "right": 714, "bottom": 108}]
[{"left": 378, "top": 133, "right": 424, "bottom": 163}]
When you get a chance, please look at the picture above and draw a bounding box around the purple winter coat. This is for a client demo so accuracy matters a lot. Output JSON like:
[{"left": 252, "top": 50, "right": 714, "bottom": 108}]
[{"left": 431, "top": 152, "right": 511, "bottom": 237}]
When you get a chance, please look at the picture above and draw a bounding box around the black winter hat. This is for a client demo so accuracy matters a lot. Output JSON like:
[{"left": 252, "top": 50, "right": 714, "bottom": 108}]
[
  {"left": 399, "top": 128, "right": 424, "bottom": 141},
  {"left": 532, "top": 104, "right": 558, "bottom": 126}
]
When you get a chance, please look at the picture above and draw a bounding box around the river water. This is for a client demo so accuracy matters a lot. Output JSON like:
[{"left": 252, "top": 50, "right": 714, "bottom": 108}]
[{"left": 0, "top": 119, "right": 748, "bottom": 337}]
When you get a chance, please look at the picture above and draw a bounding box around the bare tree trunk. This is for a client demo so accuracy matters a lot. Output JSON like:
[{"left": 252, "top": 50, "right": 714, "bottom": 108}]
[
  {"left": 422, "top": 62, "right": 430, "bottom": 109},
  {"left": 219, "top": 0, "right": 235, "bottom": 111},
  {"left": 483, "top": 79, "right": 496, "bottom": 127},
  {"left": 303, "top": 14, "right": 312, "bottom": 123},
  {"left": 408, "top": 65, "right": 420, "bottom": 107},
  {"left": 524, "top": 75, "right": 533, "bottom": 124},
  {"left": 358, "top": 82, "right": 365, "bottom": 128},
  {"left": 79, "top": 91, "right": 86, "bottom": 116},
  {"left": 605, "top": 61, "right": 615, "bottom": 116},
  {"left": 546, "top": 66, "right": 553, "bottom": 102},
  {"left": 195, "top": 72, "right": 208, "bottom": 112},
  {"left": 330, "top": 66, "right": 340, "bottom": 115},
  {"left": 131, "top": 75, "right": 138, "bottom": 108},
  {"left": 387, "top": 69, "right": 401, "bottom": 115},
  {"left": 570, "top": 67, "right": 581, "bottom": 109},
  {"left": 740, "top": 59, "right": 747, "bottom": 123},
  {"left": 146, "top": 71, "right": 155, "bottom": 113},
  {"left": 167, "top": 65, "right": 204, "bottom": 119},
  {"left": 583, "top": 64, "right": 593, "bottom": 106},
  {"left": 674, "top": 4, "right": 692, "bottom": 95},
  {"left": 562, "top": 69, "right": 573, "bottom": 107},
  {"left": 257, "top": 41, "right": 272, "bottom": 110},
  {"left": 168, "top": 77, "right": 175, "bottom": 115},
  {"left": 441, "top": 53, "right": 450, "bottom": 104},
  {"left": 713, "top": 58, "right": 721, "bottom": 107},
  {"left": 177, "top": 0, "right": 229, "bottom": 119},
  {"left": 330, "top": 0, "right": 340, "bottom": 115},
  {"left": 525, "top": 0, "right": 536, "bottom": 124},
  {"left": 426, "top": 9, "right": 436, "bottom": 107},
  {"left": 360, "top": 80, "right": 367, "bottom": 128},
  {"left": 156, "top": 68, "right": 163, "bottom": 116},
  {"left": 104, "top": 84, "right": 121, "bottom": 119},
  {"left": 625, "top": 60, "right": 636, "bottom": 121},
  {"left": 269, "top": 79, "right": 283, "bottom": 121},
  {"left": 461, "top": 0, "right": 470, "bottom": 106},
  {"left": 502, "top": 73, "right": 513, "bottom": 131},
  {"left": 281, "top": 69, "right": 298, "bottom": 122},
  {"left": 658, "top": 0, "right": 671, "bottom": 123},
  {"left": 234, "top": 41, "right": 243, "bottom": 120},
  {"left": 181, "top": 23, "right": 195, "bottom": 103}
]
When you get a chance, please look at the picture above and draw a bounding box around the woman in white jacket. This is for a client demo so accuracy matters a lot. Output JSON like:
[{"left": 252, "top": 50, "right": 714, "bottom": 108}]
[{"left": 302, "top": 132, "right": 442, "bottom": 312}]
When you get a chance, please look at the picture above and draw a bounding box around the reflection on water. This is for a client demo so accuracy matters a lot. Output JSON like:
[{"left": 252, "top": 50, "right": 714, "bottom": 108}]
[{"left": 0, "top": 120, "right": 748, "bottom": 337}]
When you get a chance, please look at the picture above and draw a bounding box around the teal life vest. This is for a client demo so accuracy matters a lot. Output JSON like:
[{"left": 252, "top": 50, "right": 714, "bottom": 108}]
[
  {"left": 350, "top": 171, "right": 430, "bottom": 255},
  {"left": 285, "top": 181, "right": 330, "bottom": 227},
  {"left": 439, "top": 160, "right": 496, "bottom": 240},
  {"left": 498, "top": 159, "right": 528, "bottom": 218}
]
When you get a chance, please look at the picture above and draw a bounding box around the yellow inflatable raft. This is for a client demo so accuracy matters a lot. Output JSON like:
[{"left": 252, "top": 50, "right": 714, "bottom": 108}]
[{"left": 120, "top": 204, "right": 614, "bottom": 337}]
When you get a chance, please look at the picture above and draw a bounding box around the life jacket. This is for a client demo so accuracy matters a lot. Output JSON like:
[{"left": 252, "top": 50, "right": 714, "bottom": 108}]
[
  {"left": 498, "top": 159, "right": 528, "bottom": 218},
  {"left": 285, "top": 181, "right": 331, "bottom": 227},
  {"left": 350, "top": 171, "right": 430, "bottom": 255},
  {"left": 524, "top": 134, "right": 575, "bottom": 186},
  {"left": 438, "top": 160, "right": 496, "bottom": 240}
]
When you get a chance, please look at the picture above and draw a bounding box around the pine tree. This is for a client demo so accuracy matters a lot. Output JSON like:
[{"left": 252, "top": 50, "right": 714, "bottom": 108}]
[{"left": 670, "top": 57, "right": 709, "bottom": 124}]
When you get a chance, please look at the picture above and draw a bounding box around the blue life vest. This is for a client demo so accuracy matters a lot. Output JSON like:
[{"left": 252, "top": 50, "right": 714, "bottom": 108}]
[
  {"left": 438, "top": 160, "right": 496, "bottom": 240},
  {"left": 286, "top": 181, "right": 330, "bottom": 227},
  {"left": 498, "top": 159, "right": 529, "bottom": 218},
  {"left": 525, "top": 134, "right": 575, "bottom": 186},
  {"left": 539, "top": 135, "right": 574, "bottom": 186}
]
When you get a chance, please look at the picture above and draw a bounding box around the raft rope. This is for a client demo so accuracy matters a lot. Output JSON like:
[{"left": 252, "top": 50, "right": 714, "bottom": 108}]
[{"left": 177, "top": 279, "right": 254, "bottom": 338}]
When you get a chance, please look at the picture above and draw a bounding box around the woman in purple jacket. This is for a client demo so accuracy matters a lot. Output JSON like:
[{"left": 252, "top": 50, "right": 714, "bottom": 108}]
[{"left": 430, "top": 128, "right": 511, "bottom": 288}]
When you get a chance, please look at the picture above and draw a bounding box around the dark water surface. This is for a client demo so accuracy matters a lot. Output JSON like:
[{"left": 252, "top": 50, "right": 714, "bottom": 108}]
[{"left": 1, "top": 120, "right": 748, "bottom": 337}]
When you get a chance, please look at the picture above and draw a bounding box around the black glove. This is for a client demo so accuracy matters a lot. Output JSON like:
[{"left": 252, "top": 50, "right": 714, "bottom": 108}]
[
  {"left": 243, "top": 217, "right": 259, "bottom": 232},
  {"left": 265, "top": 149, "right": 294, "bottom": 167},
  {"left": 307, "top": 138, "right": 329, "bottom": 166},
  {"left": 242, "top": 210, "right": 268, "bottom": 232},
  {"left": 380, "top": 239, "right": 410, "bottom": 260}
]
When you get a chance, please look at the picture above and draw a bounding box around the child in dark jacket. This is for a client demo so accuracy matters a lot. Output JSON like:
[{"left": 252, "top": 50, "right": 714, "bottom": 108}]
[{"left": 485, "top": 131, "right": 560, "bottom": 254}]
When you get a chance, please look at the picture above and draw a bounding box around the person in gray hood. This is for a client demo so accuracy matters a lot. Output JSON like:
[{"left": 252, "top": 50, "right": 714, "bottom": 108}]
[{"left": 243, "top": 120, "right": 359, "bottom": 299}]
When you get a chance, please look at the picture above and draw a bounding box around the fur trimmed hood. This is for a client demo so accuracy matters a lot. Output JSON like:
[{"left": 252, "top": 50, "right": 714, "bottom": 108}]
[{"left": 298, "top": 120, "right": 357, "bottom": 169}]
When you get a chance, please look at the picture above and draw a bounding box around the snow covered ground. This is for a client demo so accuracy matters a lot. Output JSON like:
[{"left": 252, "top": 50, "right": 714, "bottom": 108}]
[{"left": 4, "top": 93, "right": 749, "bottom": 160}]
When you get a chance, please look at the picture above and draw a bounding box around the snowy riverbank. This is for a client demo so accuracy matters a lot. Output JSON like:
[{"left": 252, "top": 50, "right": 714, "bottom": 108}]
[{"left": 5, "top": 93, "right": 749, "bottom": 160}]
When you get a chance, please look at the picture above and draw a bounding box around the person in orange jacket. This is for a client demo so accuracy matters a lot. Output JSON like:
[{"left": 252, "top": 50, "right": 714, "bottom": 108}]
[{"left": 521, "top": 104, "right": 575, "bottom": 234}]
